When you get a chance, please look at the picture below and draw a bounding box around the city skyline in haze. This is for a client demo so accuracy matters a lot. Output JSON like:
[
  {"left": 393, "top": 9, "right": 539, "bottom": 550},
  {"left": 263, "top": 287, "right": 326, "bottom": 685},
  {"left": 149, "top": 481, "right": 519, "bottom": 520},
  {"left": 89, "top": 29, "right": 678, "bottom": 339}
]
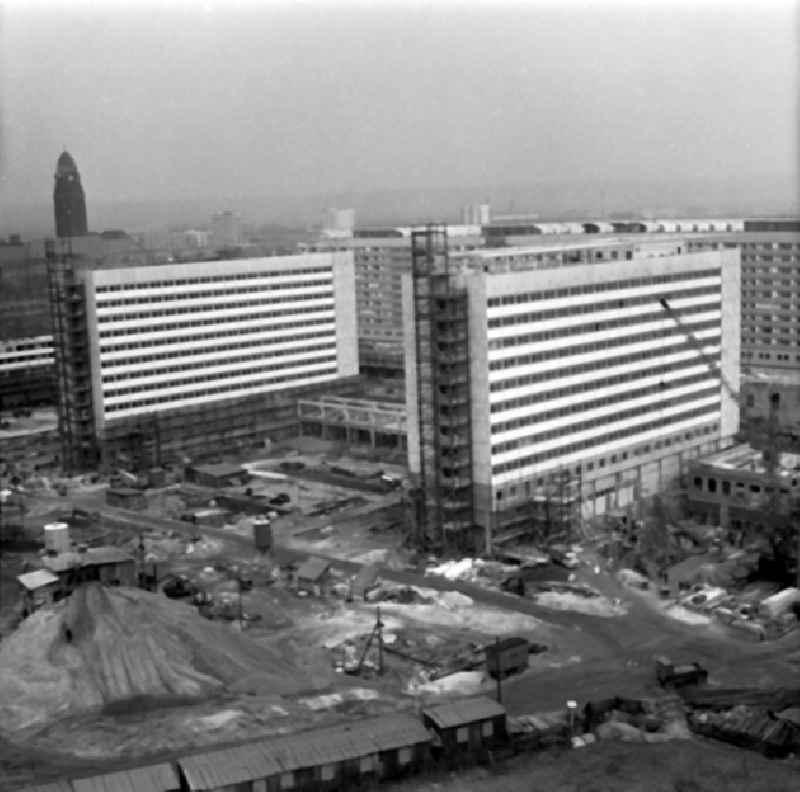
[{"left": 1, "top": 1, "right": 798, "bottom": 234}]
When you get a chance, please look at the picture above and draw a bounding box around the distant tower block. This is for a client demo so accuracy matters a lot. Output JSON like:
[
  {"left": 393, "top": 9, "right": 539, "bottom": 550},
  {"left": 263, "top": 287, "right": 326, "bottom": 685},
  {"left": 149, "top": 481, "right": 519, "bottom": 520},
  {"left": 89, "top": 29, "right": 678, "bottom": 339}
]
[
  {"left": 461, "top": 204, "right": 491, "bottom": 226},
  {"left": 43, "top": 522, "right": 71, "bottom": 553},
  {"left": 53, "top": 151, "right": 88, "bottom": 238},
  {"left": 321, "top": 208, "right": 355, "bottom": 239}
]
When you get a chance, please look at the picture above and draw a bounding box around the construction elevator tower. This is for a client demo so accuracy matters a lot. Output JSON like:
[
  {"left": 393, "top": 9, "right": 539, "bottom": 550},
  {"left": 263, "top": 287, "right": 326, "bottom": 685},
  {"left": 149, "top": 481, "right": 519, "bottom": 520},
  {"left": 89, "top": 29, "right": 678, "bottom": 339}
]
[{"left": 409, "top": 225, "right": 476, "bottom": 553}]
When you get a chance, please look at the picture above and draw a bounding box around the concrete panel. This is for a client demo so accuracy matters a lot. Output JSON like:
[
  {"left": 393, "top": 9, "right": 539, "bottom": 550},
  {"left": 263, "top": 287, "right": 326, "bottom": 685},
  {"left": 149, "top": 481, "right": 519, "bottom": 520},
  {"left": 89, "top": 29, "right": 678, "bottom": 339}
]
[
  {"left": 332, "top": 251, "right": 359, "bottom": 378},
  {"left": 719, "top": 249, "right": 741, "bottom": 438},
  {"left": 401, "top": 273, "right": 420, "bottom": 477}
]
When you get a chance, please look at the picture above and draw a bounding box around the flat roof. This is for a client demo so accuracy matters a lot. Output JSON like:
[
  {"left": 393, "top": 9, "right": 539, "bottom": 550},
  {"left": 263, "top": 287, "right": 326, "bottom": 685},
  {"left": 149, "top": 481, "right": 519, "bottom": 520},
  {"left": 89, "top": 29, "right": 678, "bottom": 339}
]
[
  {"left": 694, "top": 443, "right": 800, "bottom": 477},
  {"left": 190, "top": 463, "right": 246, "bottom": 477},
  {"left": 17, "top": 569, "right": 59, "bottom": 590},
  {"left": 40, "top": 547, "right": 134, "bottom": 573}
]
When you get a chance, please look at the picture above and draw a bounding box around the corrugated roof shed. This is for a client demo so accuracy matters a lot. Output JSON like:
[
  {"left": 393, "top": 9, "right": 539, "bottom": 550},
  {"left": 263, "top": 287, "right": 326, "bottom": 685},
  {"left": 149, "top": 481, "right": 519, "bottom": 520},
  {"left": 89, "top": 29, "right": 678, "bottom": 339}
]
[
  {"left": 71, "top": 763, "right": 178, "bottom": 792},
  {"left": 22, "top": 781, "right": 73, "bottom": 792},
  {"left": 17, "top": 569, "right": 59, "bottom": 590},
  {"left": 269, "top": 725, "right": 372, "bottom": 771},
  {"left": 423, "top": 696, "right": 506, "bottom": 729},
  {"left": 296, "top": 556, "right": 331, "bottom": 582},
  {"left": 179, "top": 743, "right": 281, "bottom": 790},
  {"left": 360, "top": 714, "right": 432, "bottom": 751}
]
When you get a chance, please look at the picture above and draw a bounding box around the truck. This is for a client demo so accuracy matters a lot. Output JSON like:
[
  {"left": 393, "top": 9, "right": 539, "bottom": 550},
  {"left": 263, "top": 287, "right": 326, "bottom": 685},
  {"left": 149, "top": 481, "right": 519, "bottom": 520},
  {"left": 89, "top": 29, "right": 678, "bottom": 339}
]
[
  {"left": 485, "top": 636, "right": 530, "bottom": 679},
  {"left": 655, "top": 656, "right": 708, "bottom": 688}
]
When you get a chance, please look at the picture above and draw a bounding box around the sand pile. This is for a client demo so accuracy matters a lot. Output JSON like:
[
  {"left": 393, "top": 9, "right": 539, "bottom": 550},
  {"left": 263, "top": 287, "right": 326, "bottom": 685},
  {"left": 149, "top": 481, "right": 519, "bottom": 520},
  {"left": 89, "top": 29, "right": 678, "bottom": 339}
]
[{"left": 0, "top": 584, "right": 312, "bottom": 732}]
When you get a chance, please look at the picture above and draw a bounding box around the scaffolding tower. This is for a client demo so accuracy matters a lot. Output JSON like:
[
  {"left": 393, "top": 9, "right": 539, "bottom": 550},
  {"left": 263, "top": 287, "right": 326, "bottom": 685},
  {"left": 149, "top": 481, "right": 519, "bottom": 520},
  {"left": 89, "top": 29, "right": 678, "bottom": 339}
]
[
  {"left": 410, "top": 225, "right": 476, "bottom": 554},
  {"left": 46, "top": 241, "right": 98, "bottom": 473}
]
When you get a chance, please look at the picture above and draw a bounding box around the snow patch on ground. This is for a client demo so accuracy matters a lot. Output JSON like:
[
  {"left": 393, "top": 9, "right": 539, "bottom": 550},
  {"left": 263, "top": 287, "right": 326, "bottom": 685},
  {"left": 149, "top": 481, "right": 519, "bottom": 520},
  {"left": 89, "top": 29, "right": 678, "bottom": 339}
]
[
  {"left": 664, "top": 605, "right": 713, "bottom": 625},
  {"left": 534, "top": 591, "right": 627, "bottom": 617},
  {"left": 408, "top": 670, "right": 486, "bottom": 696},
  {"left": 300, "top": 688, "right": 380, "bottom": 710},
  {"left": 350, "top": 548, "right": 389, "bottom": 564},
  {"left": 377, "top": 587, "right": 541, "bottom": 634},
  {"left": 186, "top": 709, "right": 242, "bottom": 730}
]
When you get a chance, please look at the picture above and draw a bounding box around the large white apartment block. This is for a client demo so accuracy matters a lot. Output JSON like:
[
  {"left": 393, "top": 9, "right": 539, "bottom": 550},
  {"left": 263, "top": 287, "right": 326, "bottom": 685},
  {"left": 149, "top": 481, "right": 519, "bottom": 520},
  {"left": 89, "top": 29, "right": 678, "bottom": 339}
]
[
  {"left": 76, "top": 253, "right": 357, "bottom": 432},
  {"left": 404, "top": 233, "right": 740, "bottom": 552}
]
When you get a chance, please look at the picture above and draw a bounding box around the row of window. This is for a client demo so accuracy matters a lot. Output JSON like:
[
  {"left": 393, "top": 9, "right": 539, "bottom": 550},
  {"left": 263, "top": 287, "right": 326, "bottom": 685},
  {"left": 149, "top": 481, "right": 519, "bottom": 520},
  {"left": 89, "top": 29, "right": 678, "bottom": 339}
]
[
  {"left": 491, "top": 370, "right": 717, "bottom": 434},
  {"left": 495, "top": 423, "right": 720, "bottom": 498},
  {"left": 94, "top": 266, "right": 332, "bottom": 292},
  {"left": 100, "top": 330, "right": 334, "bottom": 366},
  {"left": 97, "top": 291, "right": 333, "bottom": 323},
  {"left": 489, "top": 342, "right": 719, "bottom": 393},
  {"left": 98, "top": 318, "right": 334, "bottom": 353},
  {"left": 103, "top": 353, "right": 339, "bottom": 398},
  {"left": 488, "top": 283, "right": 719, "bottom": 321},
  {"left": 491, "top": 403, "right": 720, "bottom": 474},
  {"left": 0, "top": 353, "right": 54, "bottom": 365},
  {"left": 104, "top": 365, "right": 338, "bottom": 413},
  {"left": 488, "top": 320, "right": 720, "bottom": 368},
  {"left": 95, "top": 278, "right": 332, "bottom": 306},
  {"left": 486, "top": 268, "right": 720, "bottom": 308},
  {"left": 97, "top": 305, "right": 335, "bottom": 338},
  {"left": 100, "top": 342, "right": 337, "bottom": 383},
  {"left": 490, "top": 359, "right": 719, "bottom": 414},
  {"left": 488, "top": 295, "right": 719, "bottom": 331},
  {"left": 694, "top": 475, "right": 799, "bottom": 495},
  {"left": 490, "top": 386, "right": 719, "bottom": 455}
]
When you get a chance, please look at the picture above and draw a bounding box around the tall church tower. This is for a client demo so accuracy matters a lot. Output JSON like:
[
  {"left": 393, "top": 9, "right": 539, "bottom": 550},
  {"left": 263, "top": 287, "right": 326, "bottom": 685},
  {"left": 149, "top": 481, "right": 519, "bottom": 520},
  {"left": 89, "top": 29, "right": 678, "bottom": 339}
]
[{"left": 53, "top": 150, "right": 88, "bottom": 238}]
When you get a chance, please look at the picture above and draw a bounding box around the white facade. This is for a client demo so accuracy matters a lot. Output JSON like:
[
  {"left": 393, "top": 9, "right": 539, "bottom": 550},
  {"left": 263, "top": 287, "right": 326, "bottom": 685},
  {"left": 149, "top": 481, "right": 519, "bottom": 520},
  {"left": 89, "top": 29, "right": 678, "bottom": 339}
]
[
  {"left": 474, "top": 250, "right": 740, "bottom": 492},
  {"left": 0, "top": 335, "right": 54, "bottom": 374},
  {"left": 404, "top": 241, "right": 741, "bottom": 538},
  {"left": 81, "top": 253, "right": 357, "bottom": 429}
]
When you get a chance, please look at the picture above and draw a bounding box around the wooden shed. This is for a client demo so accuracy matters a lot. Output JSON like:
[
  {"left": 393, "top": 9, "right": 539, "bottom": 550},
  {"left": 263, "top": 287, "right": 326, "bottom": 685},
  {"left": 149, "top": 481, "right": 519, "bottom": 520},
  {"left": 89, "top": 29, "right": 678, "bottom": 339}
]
[
  {"left": 295, "top": 556, "right": 332, "bottom": 596},
  {"left": 17, "top": 569, "right": 60, "bottom": 615},
  {"left": 105, "top": 487, "right": 147, "bottom": 510},
  {"left": 20, "top": 780, "right": 73, "bottom": 792},
  {"left": 423, "top": 696, "right": 507, "bottom": 762},
  {"left": 70, "top": 762, "right": 180, "bottom": 792},
  {"left": 185, "top": 463, "right": 249, "bottom": 489},
  {"left": 41, "top": 546, "right": 136, "bottom": 592},
  {"left": 178, "top": 741, "right": 283, "bottom": 792}
]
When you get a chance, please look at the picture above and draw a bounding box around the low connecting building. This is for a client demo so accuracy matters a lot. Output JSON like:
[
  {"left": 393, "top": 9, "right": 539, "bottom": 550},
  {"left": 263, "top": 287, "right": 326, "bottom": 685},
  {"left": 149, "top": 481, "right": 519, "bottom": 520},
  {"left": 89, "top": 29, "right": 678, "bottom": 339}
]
[
  {"left": 687, "top": 443, "right": 800, "bottom": 540},
  {"left": 47, "top": 252, "right": 359, "bottom": 471},
  {"left": 403, "top": 227, "right": 740, "bottom": 553}
]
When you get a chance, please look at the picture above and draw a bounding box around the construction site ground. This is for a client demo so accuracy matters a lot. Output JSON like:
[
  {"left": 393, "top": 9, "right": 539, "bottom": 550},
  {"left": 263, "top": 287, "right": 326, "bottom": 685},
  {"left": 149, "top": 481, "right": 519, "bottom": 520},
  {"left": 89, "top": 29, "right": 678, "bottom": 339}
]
[{"left": 2, "top": 437, "right": 799, "bottom": 789}]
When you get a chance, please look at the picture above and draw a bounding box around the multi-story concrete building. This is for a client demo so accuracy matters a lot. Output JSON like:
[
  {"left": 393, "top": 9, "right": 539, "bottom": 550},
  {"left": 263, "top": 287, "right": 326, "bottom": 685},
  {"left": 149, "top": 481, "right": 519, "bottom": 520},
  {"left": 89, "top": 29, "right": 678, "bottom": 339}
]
[
  {"left": 0, "top": 336, "right": 54, "bottom": 409},
  {"left": 47, "top": 252, "right": 358, "bottom": 471},
  {"left": 304, "top": 225, "right": 483, "bottom": 377},
  {"left": 685, "top": 219, "right": 800, "bottom": 376},
  {"left": 403, "top": 227, "right": 740, "bottom": 553}
]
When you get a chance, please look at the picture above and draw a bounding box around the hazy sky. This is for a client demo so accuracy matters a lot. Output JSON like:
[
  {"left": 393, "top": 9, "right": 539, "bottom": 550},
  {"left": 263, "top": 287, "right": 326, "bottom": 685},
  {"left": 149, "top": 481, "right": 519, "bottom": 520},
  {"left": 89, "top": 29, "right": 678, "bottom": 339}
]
[{"left": 1, "top": 0, "right": 798, "bottom": 209}]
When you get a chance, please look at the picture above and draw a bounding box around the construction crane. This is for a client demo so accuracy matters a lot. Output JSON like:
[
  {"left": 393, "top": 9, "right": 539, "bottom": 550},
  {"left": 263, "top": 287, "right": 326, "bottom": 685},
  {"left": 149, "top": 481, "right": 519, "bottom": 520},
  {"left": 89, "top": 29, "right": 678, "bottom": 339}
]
[
  {"left": 659, "top": 297, "right": 799, "bottom": 585},
  {"left": 345, "top": 607, "right": 384, "bottom": 677}
]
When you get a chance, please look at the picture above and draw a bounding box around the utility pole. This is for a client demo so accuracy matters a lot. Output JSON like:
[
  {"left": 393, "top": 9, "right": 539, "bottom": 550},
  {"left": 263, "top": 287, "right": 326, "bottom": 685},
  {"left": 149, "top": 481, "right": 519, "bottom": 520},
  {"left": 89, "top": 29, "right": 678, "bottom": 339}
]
[
  {"left": 376, "top": 606, "right": 384, "bottom": 676},
  {"left": 494, "top": 636, "right": 502, "bottom": 704}
]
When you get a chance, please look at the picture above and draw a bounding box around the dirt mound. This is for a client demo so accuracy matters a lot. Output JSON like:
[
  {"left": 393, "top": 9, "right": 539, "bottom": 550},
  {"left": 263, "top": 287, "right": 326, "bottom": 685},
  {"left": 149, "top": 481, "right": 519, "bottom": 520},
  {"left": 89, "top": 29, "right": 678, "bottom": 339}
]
[{"left": 0, "top": 584, "right": 312, "bottom": 732}]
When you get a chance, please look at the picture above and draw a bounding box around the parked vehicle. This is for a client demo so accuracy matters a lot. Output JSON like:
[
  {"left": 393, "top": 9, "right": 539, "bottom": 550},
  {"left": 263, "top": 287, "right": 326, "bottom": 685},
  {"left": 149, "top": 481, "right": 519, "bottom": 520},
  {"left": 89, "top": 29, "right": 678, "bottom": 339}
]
[{"left": 656, "top": 656, "right": 708, "bottom": 688}]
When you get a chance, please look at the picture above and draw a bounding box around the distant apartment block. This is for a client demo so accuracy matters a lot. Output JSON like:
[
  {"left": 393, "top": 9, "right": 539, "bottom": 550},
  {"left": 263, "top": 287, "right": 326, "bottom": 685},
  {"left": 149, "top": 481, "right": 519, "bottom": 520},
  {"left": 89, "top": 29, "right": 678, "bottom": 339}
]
[
  {"left": 403, "top": 228, "right": 740, "bottom": 553},
  {"left": 47, "top": 252, "right": 358, "bottom": 470},
  {"left": 304, "top": 225, "right": 483, "bottom": 377},
  {"left": 210, "top": 210, "right": 242, "bottom": 250}
]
